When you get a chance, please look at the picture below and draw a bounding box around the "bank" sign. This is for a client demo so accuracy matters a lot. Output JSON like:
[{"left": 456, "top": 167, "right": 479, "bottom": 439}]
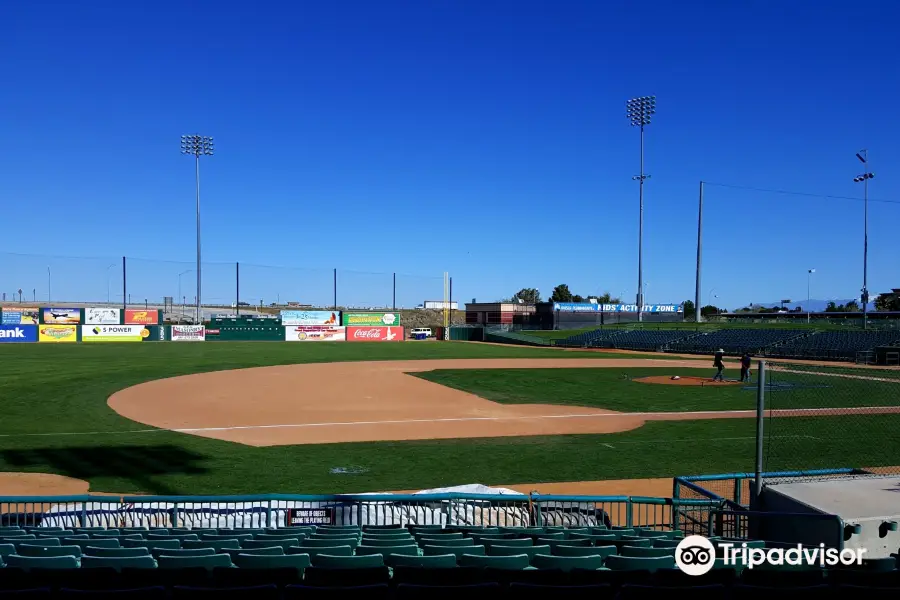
[{"left": 0, "top": 325, "right": 38, "bottom": 343}]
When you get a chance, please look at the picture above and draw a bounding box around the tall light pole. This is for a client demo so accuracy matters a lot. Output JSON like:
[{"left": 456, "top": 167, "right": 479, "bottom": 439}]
[
  {"left": 854, "top": 150, "right": 874, "bottom": 330},
  {"left": 626, "top": 95, "right": 656, "bottom": 322},
  {"left": 807, "top": 269, "right": 815, "bottom": 324},
  {"left": 106, "top": 264, "right": 116, "bottom": 304},
  {"left": 47, "top": 266, "right": 51, "bottom": 303},
  {"left": 181, "top": 134, "right": 214, "bottom": 323}
]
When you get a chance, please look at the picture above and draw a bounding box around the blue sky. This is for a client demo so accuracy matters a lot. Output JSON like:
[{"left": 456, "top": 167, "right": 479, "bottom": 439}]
[{"left": 2, "top": 1, "right": 898, "bottom": 310}]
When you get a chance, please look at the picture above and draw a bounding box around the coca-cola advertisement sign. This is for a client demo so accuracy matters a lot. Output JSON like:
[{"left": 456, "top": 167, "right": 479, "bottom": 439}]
[{"left": 346, "top": 326, "right": 404, "bottom": 342}]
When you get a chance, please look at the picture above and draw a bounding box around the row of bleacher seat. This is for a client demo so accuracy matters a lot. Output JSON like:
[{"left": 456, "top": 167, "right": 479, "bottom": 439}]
[
  {"left": 606, "top": 330, "right": 699, "bottom": 351},
  {"left": 667, "top": 329, "right": 809, "bottom": 355},
  {"left": 2, "top": 524, "right": 900, "bottom": 598},
  {"left": 766, "top": 331, "right": 900, "bottom": 361}
]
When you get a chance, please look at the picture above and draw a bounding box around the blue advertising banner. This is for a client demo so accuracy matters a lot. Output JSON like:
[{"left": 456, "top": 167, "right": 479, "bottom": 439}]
[
  {"left": 553, "top": 302, "right": 682, "bottom": 313},
  {"left": 0, "top": 325, "right": 38, "bottom": 343},
  {"left": 280, "top": 310, "right": 341, "bottom": 326}
]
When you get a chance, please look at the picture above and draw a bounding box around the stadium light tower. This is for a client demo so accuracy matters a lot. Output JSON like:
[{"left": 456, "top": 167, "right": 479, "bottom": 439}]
[
  {"left": 854, "top": 150, "right": 874, "bottom": 330},
  {"left": 180, "top": 134, "right": 214, "bottom": 323},
  {"left": 626, "top": 95, "right": 656, "bottom": 322},
  {"left": 807, "top": 269, "right": 815, "bottom": 324}
]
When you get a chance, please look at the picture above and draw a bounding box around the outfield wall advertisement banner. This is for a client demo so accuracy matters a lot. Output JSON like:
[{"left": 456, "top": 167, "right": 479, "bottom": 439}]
[
  {"left": 552, "top": 302, "right": 683, "bottom": 313},
  {"left": 0, "top": 325, "right": 38, "bottom": 343},
  {"left": 281, "top": 310, "right": 340, "bottom": 326},
  {"left": 43, "top": 308, "right": 81, "bottom": 324},
  {"left": 285, "top": 325, "right": 346, "bottom": 342},
  {"left": 85, "top": 308, "right": 121, "bottom": 325},
  {"left": 1, "top": 307, "right": 39, "bottom": 324},
  {"left": 172, "top": 325, "right": 206, "bottom": 341},
  {"left": 341, "top": 312, "right": 400, "bottom": 327},
  {"left": 124, "top": 310, "right": 159, "bottom": 325},
  {"left": 346, "top": 326, "right": 404, "bottom": 341},
  {"left": 38, "top": 325, "right": 78, "bottom": 343},
  {"left": 82, "top": 325, "right": 150, "bottom": 342}
]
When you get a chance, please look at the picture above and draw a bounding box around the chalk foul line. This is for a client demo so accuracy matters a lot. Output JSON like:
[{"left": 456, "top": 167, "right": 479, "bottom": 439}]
[{"left": 0, "top": 406, "right": 896, "bottom": 438}]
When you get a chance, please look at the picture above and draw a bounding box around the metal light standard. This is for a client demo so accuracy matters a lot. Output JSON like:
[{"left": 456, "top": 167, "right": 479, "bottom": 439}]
[
  {"left": 626, "top": 95, "right": 656, "bottom": 322},
  {"left": 807, "top": 269, "right": 815, "bottom": 324},
  {"left": 47, "top": 266, "right": 51, "bottom": 303},
  {"left": 854, "top": 150, "right": 874, "bottom": 330},
  {"left": 180, "top": 134, "right": 214, "bottom": 323}
]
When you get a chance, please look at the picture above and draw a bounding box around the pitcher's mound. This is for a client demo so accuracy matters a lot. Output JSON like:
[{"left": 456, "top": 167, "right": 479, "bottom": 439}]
[{"left": 634, "top": 375, "right": 744, "bottom": 386}]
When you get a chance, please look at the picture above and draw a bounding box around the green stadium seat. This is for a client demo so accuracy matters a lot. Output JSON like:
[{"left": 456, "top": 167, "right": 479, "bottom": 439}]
[
  {"left": 458, "top": 553, "right": 530, "bottom": 570},
  {"left": 151, "top": 548, "right": 216, "bottom": 559},
  {"left": 421, "top": 545, "right": 486, "bottom": 560},
  {"left": 636, "top": 529, "right": 682, "bottom": 539},
  {"left": 361, "top": 537, "right": 415, "bottom": 546},
  {"left": 316, "top": 526, "right": 361, "bottom": 534},
  {"left": 570, "top": 533, "right": 618, "bottom": 543},
  {"left": 16, "top": 545, "right": 82, "bottom": 558},
  {"left": 63, "top": 538, "right": 120, "bottom": 551},
  {"left": 222, "top": 546, "right": 285, "bottom": 560},
  {"left": 4, "top": 554, "right": 79, "bottom": 570},
  {"left": 532, "top": 554, "right": 605, "bottom": 571},
  {"left": 482, "top": 538, "right": 531, "bottom": 548},
  {"left": 256, "top": 533, "right": 309, "bottom": 542},
  {"left": 125, "top": 539, "right": 180, "bottom": 550},
  {"left": 653, "top": 539, "right": 683, "bottom": 549},
  {"left": 499, "top": 527, "right": 545, "bottom": 535},
  {"left": 385, "top": 554, "right": 458, "bottom": 568},
  {"left": 416, "top": 532, "right": 463, "bottom": 540},
  {"left": 487, "top": 544, "right": 550, "bottom": 563},
  {"left": 0, "top": 534, "right": 35, "bottom": 541},
  {"left": 157, "top": 553, "right": 233, "bottom": 570},
  {"left": 90, "top": 531, "right": 135, "bottom": 538},
  {"left": 241, "top": 539, "right": 301, "bottom": 551},
  {"left": 17, "top": 539, "right": 61, "bottom": 547},
  {"left": 418, "top": 537, "right": 475, "bottom": 547},
  {"left": 266, "top": 527, "right": 312, "bottom": 536},
  {"left": 288, "top": 546, "right": 352, "bottom": 558},
  {"left": 362, "top": 532, "right": 412, "bottom": 539},
  {"left": 57, "top": 534, "right": 89, "bottom": 540},
  {"left": 553, "top": 544, "right": 617, "bottom": 560},
  {"left": 356, "top": 545, "right": 418, "bottom": 557},
  {"left": 620, "top": 534, "right": 660, "bottom": 542},
  {"left": 81, "top": 555, "right": 157, "bottom": 570},
  {"left": 614, "top": 538, "right": 653, "bottom": 550},
  {"left": 605, "top": 555, "right": 676, "bottom": 571},
  {"left": 79, "top": 528, "right": 119, "bottom": 534},
  {"left": 182, "top": 540, "right": 240, "bottom": 552},
  {"left": 83, "top": 546, "right": 150, "bottom": 557},
  {"left": 311, "top": 553, "right": 384, "bottom": 569},
  {"left": 148, "top": 533, "right": 198, "bottom": 541},
  {"left": 186, "top": 529, "right": 219, "bottom": 535},
  {"left": 226, "top": 528, "right": 266, "bottom": 535},
  {"left": 362, "top": 525, "right": 404, "bottom": 532},
  {"left": 619, "top": 545, "right": 675, "bottom": 558},
  {"left": 36, "top": 529, "right": 73, "bottom": 537},
  {"left": 530, "top": 532, "right": 564, "bottom": 541},
  {"left": 201, "top": 533, "right": 254, "bottom": 541},
  {"left": 233, "top": 553, "right": 310, "bottom": 572},
  {"left": 538, "top": 538, "right": 592, "bottom": 549},
  {"left": 0, "top": 528, "right": 24, "bottom": 535},
  {"left": 299, "top": 537, "right": 358, "bottom": 549}
]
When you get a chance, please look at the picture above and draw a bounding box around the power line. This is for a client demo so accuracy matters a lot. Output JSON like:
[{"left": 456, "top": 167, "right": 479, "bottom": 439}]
[{"left": 704, "top": 181, "right": 899, "bottom": 206}]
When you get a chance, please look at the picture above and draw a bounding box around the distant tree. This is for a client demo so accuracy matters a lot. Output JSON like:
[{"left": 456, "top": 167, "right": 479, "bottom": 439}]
[
  {"left": 825, "top": 301, "right": 839, "bottom": 313},
  {"left": 572, "top": 294, "right": 585, "bottom": 303},
  {"left": 700, "top": 304, "right": 723, "bottom": 317},
  {"left": 844, "top": 299, "right": 861, "bottom": 312},
  {"left": 682, "top": 300, "right": 696, "bottom": 317},
  {"left": 875, "top": 292, "right": 900, "bottom": 312},
  {"left": 594, "top": 292, "right": 623, "bottom": 304},
  {"left": 513, "top": 288, "right": 541, "bottom": 304},
  {"left": 792, "top": 306, "right": 803, "bottom": 312},
  {"left": 550, "top": 284, "right": 574, "bottom": 303}
]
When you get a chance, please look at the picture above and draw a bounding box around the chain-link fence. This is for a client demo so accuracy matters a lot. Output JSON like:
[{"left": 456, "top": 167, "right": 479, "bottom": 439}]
[
  {"left": 759, "top": 360, "right": 900, "bottom": 486},
  {"left": 0, "top": 252, "right": 446, "bottom": 319}
]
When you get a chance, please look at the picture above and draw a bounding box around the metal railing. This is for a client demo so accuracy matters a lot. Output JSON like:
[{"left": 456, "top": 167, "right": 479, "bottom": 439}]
[{"left": 0, "top": 493, "right": 721, "bottom": 532}]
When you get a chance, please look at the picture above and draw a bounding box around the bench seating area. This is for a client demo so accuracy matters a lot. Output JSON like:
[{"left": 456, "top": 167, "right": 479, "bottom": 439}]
[
  {"left": 2, "top": 525, "right": 899, "bottom": 596},
  {"left": 766, "top": 330, "right": 900, "bottom": 361},
  {"left": 667, "top": 329, "right": 809, "bottom": 355}
]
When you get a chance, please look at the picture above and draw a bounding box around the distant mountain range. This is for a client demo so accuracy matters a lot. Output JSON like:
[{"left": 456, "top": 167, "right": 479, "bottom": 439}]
[{"left": 739, "top": 299, "right": 873, "bottom": 313}]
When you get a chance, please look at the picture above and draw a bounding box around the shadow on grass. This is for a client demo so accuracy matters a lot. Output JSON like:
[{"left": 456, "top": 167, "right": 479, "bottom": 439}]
[{"left": 0, "top": 445, "right": 209, "bottom": 496}]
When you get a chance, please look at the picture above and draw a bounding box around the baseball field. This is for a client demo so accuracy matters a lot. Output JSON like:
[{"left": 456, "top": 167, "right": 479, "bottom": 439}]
[{"left": 1, "top": 341, "right": 898, "bottom": 497}]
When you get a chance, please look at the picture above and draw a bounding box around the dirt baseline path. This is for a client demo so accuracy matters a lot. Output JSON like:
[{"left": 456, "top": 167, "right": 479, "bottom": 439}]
[{"left": 108, "top": 358, "right": 900, "bottom": 448}]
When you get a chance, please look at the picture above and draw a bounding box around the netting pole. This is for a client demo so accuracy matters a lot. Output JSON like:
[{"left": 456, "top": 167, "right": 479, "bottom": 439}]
[
  {"left": 694, "top": 181, "right": 703, "bottom": 322},
  {"left": 122, "top": 256, "right": 127, "bottom": 309},
  {"left": 333, "top": 268, "right": 337, "bottom": 310},
  {"left": 236, "top": 262, "right": 240, "bottom": 317},
  {"left": 753, "top": 360, "right": 767, "bottom": 504},
  {"left": 392, "top": 272, "right": 396, "bottom": 310}
]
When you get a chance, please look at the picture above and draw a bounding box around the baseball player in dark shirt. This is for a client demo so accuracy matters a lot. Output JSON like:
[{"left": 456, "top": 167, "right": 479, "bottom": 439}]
[
  {"left": 713, "top": 349, "right": 725, "bottom": 381},
  {"left": 740, "top": 353, "right": 752, "bottom": 382}
]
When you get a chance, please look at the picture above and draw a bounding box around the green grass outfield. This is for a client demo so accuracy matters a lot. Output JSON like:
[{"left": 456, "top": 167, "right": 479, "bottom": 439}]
[{"left": 0, "top": 342, "right": 896, "bottom": 496}]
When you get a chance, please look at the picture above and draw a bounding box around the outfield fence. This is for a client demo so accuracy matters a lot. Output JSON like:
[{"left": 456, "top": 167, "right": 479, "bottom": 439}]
[{"left": 0, "top": 493, "right": 720, "bottom": 533}]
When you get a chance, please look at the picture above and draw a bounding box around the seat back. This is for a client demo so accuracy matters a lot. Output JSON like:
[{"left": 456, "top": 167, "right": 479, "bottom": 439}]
[
  {"left": 5, "top": 554, "right": 80, "bottom": 570},
  {"left": 241, "top": 539, "right": 301, "bottom": 551},
  {"left": 16, "top": 545, "right": 82, "bottom": 558},
  {"left": 356, "top": 545, "right": 418, "bottom": 557},
  {"left": 619, "top": 545, "right": 675, "bottom": 558},
  {"left": 605, "top": 554, "right": 676, "bottom": 571},
  {"left": 157, "top": 553, "right": 233, "bottom": 570},
  {"left": 182, "top": 540, "right": 240, "bottom": 551},
  {"left": 458, "top": 553, "right": 530, "bottom": 570},
  {"left": 84, "top": 546, "right": 150, "bottom": 557},
  {"left": 288, "top": 545, "right": 352, "bottom": 558},
  {"left": 385, "top": 554, "right": 459, "bottom": 569},
  {"left": 126, "top": 539, "right": 180, "bottom": 550},
  {"left": 417, "top": 537, "right": 474, "bottom": 547},
  {"left": 311, "top": 554, "right": 385, "bottom": 569},
  {"left": 223, "top": 546, "right": 286, "bottom": 560},
  {"left": 531, "top": 554, "right": 605, "bottom": 571},
  {"left": 553, "top": 544, "right": 617, "bottom": 559},
  {"left": 81, "top": 555, "right": 158, "bottom": 571},
  {"left": 233, "top": 553, "right": 310, "bottom": 571}
]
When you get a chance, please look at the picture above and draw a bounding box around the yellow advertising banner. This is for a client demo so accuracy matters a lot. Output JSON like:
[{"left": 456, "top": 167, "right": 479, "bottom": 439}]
[{"left": 38, "top": 324, "right": 78, "bottom": 343}]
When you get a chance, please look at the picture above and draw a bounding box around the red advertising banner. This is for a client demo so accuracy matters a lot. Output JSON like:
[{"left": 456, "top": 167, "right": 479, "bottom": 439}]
[
  {"left": 124, "top": 309, "right": 159, "bottom": 325},
  {"left": 346, "top": 326, "right": 404, "bottom": 342}
]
